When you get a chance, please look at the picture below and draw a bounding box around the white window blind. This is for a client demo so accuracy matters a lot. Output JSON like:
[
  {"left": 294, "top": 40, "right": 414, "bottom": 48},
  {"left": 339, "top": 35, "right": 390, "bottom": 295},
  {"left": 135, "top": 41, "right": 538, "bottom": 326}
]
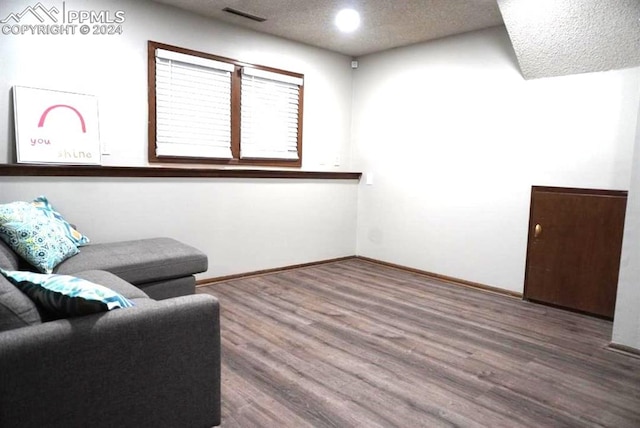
[
  {"left": 155, "top": 49, "right": 235, "bottom": 159},
  {"left": 240, "top": 67, "right": 303, "bottom": 160}
]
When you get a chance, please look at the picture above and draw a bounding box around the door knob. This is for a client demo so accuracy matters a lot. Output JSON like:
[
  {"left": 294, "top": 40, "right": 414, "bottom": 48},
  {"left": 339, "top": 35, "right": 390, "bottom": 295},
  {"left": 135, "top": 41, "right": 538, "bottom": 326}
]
[{"left": 534, "top": 224, "right": 542, "bottom": 238}]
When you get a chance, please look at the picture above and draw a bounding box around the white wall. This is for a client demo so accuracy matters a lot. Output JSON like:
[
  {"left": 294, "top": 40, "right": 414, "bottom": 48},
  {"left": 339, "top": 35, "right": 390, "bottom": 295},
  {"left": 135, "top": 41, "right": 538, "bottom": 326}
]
[
  {"left": 0, "top": 177, "right": 359, "bottom": 279},
  {"left": 0, "top": 0, "right": 353, "bottom": 170},
  {"left": 612, "top": 97, "right": 640, "bottom": 350},
  {"left": 352, "top": 26, "right": 640, "bottom": 293},
  {"left": 0, "top": 0, "right": 359, "bottom": 279}
]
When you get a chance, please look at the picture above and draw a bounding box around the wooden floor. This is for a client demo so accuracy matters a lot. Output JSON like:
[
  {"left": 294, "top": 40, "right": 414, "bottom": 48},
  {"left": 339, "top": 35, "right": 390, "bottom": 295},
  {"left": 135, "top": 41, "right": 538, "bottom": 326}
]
[{"left": 198, "top": 259, "right": 640, "bottom": 428}]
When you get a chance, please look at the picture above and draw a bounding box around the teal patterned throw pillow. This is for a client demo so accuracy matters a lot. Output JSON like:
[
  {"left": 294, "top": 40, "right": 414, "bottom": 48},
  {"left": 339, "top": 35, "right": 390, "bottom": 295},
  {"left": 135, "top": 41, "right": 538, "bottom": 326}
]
[
  {"left": 0, "top": 268, "right": 135, "bottom": 318},
  {"left": 0, "top": 202, "right": 79, "bottom": 273},
  {"left": 31, "top": 196, "right": 90, "bottom": 246}
]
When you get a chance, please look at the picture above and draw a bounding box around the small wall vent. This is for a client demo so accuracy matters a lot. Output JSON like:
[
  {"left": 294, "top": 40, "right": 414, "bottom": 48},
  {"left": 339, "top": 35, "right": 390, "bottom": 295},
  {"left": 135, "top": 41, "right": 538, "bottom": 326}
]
[{"left": 222, "top": 7, "right": 266, "bottom": 22}]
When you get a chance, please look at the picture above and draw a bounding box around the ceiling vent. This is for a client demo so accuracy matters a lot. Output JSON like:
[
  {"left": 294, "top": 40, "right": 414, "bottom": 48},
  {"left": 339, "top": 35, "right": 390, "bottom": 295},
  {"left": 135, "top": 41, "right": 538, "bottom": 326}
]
[{"left": 222, "top": 7, "right": 266, "bottom": 23}]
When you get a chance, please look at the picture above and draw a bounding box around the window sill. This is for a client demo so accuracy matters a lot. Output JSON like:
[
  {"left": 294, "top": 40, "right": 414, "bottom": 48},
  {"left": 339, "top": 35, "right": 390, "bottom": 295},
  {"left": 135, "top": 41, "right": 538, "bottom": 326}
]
[{"left": 0, "top": 164, "right": 362, "bottom": 180}]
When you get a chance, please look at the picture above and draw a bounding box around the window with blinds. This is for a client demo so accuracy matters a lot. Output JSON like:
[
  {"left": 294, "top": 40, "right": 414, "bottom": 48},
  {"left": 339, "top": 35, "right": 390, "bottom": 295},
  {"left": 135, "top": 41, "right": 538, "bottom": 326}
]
[
  {"left": 155, "top": 48, "right": 234, "bottom": 159},
  {"left": 149, "top": 41, "right": 304, "bottom": 167},
  {"left": 240, "top": 67, "right": 303, "bottom": 160}
]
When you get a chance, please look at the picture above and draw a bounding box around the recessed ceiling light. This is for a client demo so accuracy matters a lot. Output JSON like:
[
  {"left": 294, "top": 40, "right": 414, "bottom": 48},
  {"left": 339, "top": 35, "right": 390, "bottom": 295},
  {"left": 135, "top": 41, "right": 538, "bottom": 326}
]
[{"left": 335, "top": 9, "right": 360, "bottom": 33}]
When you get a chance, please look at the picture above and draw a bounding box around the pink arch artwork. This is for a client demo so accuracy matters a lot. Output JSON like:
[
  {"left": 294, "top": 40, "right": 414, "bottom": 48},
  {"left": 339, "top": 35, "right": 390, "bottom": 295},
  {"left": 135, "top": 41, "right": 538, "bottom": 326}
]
[{"left": 37, "top": 104, "right": 87, "bottom": 133}]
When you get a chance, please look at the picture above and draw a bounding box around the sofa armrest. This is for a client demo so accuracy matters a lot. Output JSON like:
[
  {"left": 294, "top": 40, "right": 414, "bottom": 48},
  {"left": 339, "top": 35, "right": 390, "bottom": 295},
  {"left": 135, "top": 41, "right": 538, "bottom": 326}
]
[{"left": 0, "top": 294, "right": 221, "bottom": 428}]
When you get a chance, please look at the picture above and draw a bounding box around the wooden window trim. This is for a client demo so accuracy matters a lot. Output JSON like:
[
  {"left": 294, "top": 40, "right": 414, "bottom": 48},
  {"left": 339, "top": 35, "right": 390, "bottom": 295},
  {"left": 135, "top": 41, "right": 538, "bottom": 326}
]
[{"left": 148, "top": 41, "right": 304, "bottom": 168}]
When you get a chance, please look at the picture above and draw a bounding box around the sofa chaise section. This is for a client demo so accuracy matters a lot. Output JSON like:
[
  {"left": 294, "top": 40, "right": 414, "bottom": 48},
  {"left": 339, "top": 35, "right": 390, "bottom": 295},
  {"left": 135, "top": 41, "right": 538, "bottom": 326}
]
[{"left": 4, "top": 237, "right": 208, "bottom": 300}]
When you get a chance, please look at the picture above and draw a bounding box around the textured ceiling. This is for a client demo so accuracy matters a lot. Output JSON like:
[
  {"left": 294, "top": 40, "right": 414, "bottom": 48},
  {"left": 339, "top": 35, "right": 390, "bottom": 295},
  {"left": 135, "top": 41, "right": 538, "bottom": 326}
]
[
  {"left": 498, "top": 0, "right": 640, "bottom": 79},
  {"left": 151, "top": 0, "right": 640, "bottom": 79},
  {"left": 151, "top": 0, "right": 505, "bottom": 57}
]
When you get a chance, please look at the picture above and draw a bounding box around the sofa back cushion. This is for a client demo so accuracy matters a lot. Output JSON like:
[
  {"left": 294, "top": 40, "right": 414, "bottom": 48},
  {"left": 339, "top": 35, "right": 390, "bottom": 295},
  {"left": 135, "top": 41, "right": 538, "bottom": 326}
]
[
  {"left": 0, "top": 239, "right": 20, "bottom": 271},
  {"left": 0, "top": 275, "right": 42, "bottom": 332}
]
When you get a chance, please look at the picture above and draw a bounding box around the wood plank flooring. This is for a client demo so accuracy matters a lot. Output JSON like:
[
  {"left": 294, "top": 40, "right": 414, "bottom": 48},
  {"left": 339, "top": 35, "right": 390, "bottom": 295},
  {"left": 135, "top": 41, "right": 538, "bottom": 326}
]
[{"left": 198, "top": 259, "right": 640, "bottom": 427}]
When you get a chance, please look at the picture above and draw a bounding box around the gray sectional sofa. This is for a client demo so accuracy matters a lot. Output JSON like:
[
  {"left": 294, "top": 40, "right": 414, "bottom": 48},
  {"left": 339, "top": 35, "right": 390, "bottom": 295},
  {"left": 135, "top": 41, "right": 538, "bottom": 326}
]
[{"left": 0, "top": 237, "right": 221, "bottom": 428}]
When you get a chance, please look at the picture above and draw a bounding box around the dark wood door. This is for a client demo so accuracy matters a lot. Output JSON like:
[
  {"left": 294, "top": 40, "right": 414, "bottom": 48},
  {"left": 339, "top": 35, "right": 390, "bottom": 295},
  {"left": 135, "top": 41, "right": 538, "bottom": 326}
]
[{"left": 524, "top": 186, "right": 627, "bottom": 318}]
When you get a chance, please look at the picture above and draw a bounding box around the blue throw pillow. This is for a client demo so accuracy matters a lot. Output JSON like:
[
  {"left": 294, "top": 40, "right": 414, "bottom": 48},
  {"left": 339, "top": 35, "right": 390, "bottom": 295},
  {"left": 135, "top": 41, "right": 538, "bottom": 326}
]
[
  {"left": 0, "top": 201, "right": 79, "bottom": 273},
  {"left": 31, "top": 196, "right": 90, "bottom": 247},
  {"left": 0, "top": 268, "right": 135, "bottom": 318}
]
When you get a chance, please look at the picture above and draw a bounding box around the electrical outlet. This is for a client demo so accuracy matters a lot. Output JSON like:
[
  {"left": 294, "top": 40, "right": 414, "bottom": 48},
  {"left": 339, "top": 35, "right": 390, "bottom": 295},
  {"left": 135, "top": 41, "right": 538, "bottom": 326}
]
[{"left": 333, "top": 154, "right": 341, "bottom": 166}]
